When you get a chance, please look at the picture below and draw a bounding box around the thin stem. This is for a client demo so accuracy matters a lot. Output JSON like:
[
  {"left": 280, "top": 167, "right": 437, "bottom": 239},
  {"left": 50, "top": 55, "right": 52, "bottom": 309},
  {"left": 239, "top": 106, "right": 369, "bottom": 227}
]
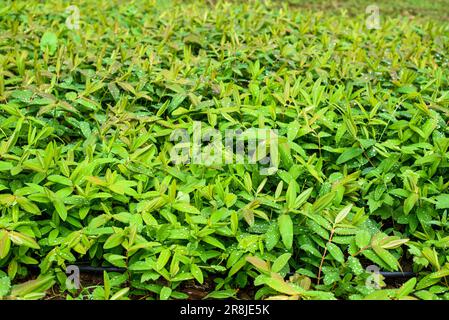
[
  {"left": 317, "top": 228, "right": 335, "bottom": 285},
  {"left": 352, "top": 245, "right": 371, "bottom": 257}
]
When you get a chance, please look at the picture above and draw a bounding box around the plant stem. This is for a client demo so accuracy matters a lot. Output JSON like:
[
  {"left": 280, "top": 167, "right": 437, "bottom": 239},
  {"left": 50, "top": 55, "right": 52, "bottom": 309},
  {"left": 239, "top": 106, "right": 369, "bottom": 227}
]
[{"left": 317, "top": 228, "right": 335, "bottom": 285}]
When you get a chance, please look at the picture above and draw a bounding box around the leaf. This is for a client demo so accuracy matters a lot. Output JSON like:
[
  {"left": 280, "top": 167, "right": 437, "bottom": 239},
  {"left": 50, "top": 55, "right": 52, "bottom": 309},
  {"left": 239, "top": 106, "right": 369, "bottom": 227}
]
[
  {"left": 311, "top": 192, "right": 336, "bottom": 213},
  {"left": 422, "top": 247, "right": 440, "bottom": 269},
  {"left": 168, "top": 94, "right": 187, "bottom": 113},
  {"left": 435, "top": 194, "right": 449, "bottom": 209},
  {"left": 108, "top": 180, "right": 137, "bottom": 195},
  {"left": 262, "top": 274, "right": 301, "bottom": 295},
  {"left": 53, "top": 197, "right": 67, "bottom": 221},
  {"left": 307, "top": 220, "right": 330, "bottom": 239},
  {"left": 172, "top": 202, "right": 200, "bottom": 214},
  {"left": 160, "top": 286, "right": 172, "bottom": 300},
  {"left": 294, "top": 187, "right": 313, "bottom": 209},
  {"left": 363, "top": 289, "right": 395, "bottom": 300},
  {"left": 404, "top": 193, "right": 419, "bottom": 215},
  {"left": 271, "top": 253, "right": 291, "bottom": 273},
  {"left": 204, "top": 289, "right": 237, "bottom": 299},
  {"left": 326, "top": 242, "right": 345, "bottom": 263},
  {"left": 396, "top": 278, "right": 416, "bottom": 298},
  {"left": 103, "top": 232, "right": 124, "bottom": 249},
  {"left": 372, "top": 246, "right": 399, "bottom": 271},
  {"left": 286, "top": 183, "right": 296, "bottom": 209},
  {"left": 355, "top": 230, "right": 371, "bottom": 249},
  {"left": 336, "top": 148, "right": 363, "bottom": 165},
  {"left": 265, "top": 223, "right": 280, "bottom": 251},
  {"left": 230, "top": 211, "right": 238, "bottom": 235},
  {"left": 16, "top": 197, "right": 40, "bottom": 215},
  {"left": 347, "top": 256, "right": 364, "bottom": 275},
  {"left": 380, "top": 238, "right": 409, "bottom": 249},
  {"left": 202, "top": 236, "right": 225, "bottom": 250},
  {"left": 0, "top": 161, "right": 13, "bottom": 171},
  {"left": 117, "top": 82, "right": 136, "bottom": 95},
  {"left": 103, "top": 271, "right": 111, "bottom": 300},
  {"left": 104, "top": 254, "right": 127, "bottom": 268},
  {"left": 225, "top": 193, "right": 237, "bottom": 207},
  {"left": 8, "top": 231, "right": 40, "bottom": 249},
  {"left": 397, "top": 85, "right": 417, "bottom": 94},
  {"left": 110, "top": 287, "right": 129, "bottom": 300},
  {"left": 127, "top": 241, "right": 161, "bottom": 254},
  {"left": 430, "top": 267, "right": 449, "bottom": 279},
  {"left": 416, "top": 274, "right": 440, "bottom": 290},
  {"left": 0, "top": 230, "right": 11, "bottom": 259},
  {"left": 0, "top": 275, "right": 11, "bottom": 298},
  {"left": 278, "top": 215, "right": 293, "bottom": 249},
  {"left": 246, "top": 256, "right": 270, "bottom": 273},
  {"left": 40, "top": 31, "right": 58, "bottom": 55},
  {"left": 10, "top": 275, "right": 55, "bottom": 297},
  {"left": 47, "top": 175, "right": 73, "bottom": 186},
  {"left": 335, "top": 204, "right": 352, "bottom": 224},
  {"left": 129, "top": 261, "right": 153, "bottom": 271},
  {"left": 190, "top": 264, "right": 204, "bottom": 284},
  {"left": 242, "top": 209, "right": 254, "bottom": 226},
  {"left": 0, "top": 194, "right": 15, "bottom": 206},
  {"left": 228, "top": 257, "right": 247, "bottom": 277},
  {"left": 88, "top": 214, "right": 111, "bottom": 229},
  {"left": 156, "top": 249, "right": 171, "bottom": 270},
  {"left": 287, "top": 120, "right": 300, "bottom": 141}
]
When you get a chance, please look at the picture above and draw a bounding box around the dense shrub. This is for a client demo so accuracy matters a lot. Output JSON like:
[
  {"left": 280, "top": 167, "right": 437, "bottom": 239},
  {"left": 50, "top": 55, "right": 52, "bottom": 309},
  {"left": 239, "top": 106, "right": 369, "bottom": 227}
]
[{"left": 0, "top": 0, "right": 448, "bottom": 300}]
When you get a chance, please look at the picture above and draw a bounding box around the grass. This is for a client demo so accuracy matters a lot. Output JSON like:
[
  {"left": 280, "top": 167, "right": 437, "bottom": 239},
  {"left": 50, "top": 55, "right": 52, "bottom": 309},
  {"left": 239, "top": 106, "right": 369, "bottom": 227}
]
[{"left": 0, "top": 0, "right": 448, "bottom": 300}]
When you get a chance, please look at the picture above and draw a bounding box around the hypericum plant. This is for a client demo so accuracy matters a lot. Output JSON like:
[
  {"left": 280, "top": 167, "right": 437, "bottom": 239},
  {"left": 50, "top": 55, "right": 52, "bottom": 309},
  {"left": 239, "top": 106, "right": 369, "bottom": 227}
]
[{"left": 0, "top": 0, "right": 448, "bottom": 300}]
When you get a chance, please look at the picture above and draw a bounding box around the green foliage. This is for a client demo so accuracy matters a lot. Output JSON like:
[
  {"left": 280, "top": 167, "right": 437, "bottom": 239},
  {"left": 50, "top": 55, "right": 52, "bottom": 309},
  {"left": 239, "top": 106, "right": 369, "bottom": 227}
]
[{"left": 0, "top": 0, "right": 449, "bottom": 300}]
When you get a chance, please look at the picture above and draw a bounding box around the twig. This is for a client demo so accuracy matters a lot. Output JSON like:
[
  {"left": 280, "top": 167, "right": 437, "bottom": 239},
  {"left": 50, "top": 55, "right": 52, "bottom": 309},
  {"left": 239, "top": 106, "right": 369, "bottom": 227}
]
[{"left": 317, "top": 228, "right": 335, "bottom": 285}]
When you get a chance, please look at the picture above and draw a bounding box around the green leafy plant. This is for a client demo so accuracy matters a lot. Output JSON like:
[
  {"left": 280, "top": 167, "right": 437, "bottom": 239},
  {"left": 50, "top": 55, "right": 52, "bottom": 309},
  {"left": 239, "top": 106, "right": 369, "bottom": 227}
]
[{"left": 0, "top": 0, "right": 448, "bottom": 300}]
